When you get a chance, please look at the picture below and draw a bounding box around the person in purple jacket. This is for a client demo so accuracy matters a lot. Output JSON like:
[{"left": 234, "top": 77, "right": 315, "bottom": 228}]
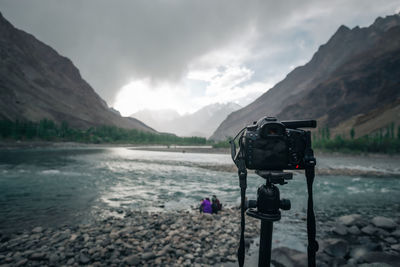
[{"left": 201, "top": 198, "right": 212, "bottom": 214}]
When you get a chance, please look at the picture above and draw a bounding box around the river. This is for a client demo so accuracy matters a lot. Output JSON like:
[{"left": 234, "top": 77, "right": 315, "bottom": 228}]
[{"left": 0, "top": 146, "right": 399, "bottom": 251}]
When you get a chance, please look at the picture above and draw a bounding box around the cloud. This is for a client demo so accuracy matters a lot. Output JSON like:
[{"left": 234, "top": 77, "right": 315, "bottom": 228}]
[{"left": 1, "top": 0, "right": 399, "bottom": 113}]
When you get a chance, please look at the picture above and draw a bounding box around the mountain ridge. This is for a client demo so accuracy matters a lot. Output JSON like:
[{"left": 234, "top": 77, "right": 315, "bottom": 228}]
[
  {"left": 0, "top": 12, "right": 154, "bottom": 132},
  {"left": 211, "top": 13, "right": 400, "bottom": 140},
  {"left": 131, "top": 102, "right": 241, "bottom": 137}
]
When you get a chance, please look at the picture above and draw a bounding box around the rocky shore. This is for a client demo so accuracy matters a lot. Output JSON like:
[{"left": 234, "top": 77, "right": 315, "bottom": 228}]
[
  {"left": 1, "top": 209, "right": 399, "bottom": 266},
  {"left": 272, "top": 214, "right": 400, "bottom": 267},
  {"left": 0, "top": 208, "right": 400, "bottom": 267},
  {"left": 0, "top": 208, "right": 260, "bottom": 267}
]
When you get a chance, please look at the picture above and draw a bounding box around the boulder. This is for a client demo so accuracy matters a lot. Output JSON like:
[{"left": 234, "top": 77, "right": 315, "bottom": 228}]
[
  {"left": 337, "top": 214, "right": 362, "bottom": 226},
  {"left": 271, "top": 247, "right": 307, "bottom": 267},
  {"left": 332, "top": 224, "right": 348, "bottom": 236},
  {"left": 371, "top": 216, "right": 397, "bottom": 230},
  {"left": 359, "top": 251, "right": 400, "bottom": 266},
  {"left": 323, "top": 239, "right": 349, "bottom": 258},
  {"left": 390, "top": 229, "right": 400, "bottom": 237},
  {"left": 361, "top": 225, "right": 378, "bottom": 235},
  {"left": 350, "top": 246, "right": 369, "bottom": 261},
  {"left": 348, "top": 225, "right": 361, "bottom": 235}
]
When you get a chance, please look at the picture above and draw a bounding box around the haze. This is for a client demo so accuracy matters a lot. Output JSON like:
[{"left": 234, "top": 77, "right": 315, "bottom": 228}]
[{"left": 0, "top": 0, "right": 399, "bottom": 115}]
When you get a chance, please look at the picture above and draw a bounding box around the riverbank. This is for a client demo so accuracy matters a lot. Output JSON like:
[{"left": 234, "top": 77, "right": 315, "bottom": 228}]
[
  {"left": 0, "top": 208, "right": 260, "bottom": 266},
  {"left": 1, "top": 208, "right": 399, "bottom": 266},
  {"left": 1, "top": 142, "right": 399, "bottom": 178}
]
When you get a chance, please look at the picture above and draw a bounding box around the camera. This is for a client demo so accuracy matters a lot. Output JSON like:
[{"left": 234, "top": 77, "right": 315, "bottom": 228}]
[
  {"left": 230, "top": 116, "right": 318, "bottom": 267},
  {"left": 236, "top": 116, "right": 316, "bottom": 171}
]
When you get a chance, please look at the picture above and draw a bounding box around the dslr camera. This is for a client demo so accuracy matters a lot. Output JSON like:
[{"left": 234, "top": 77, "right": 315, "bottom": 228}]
[{"left": 233, "top": 116, "right": 316, "bottom": 171}]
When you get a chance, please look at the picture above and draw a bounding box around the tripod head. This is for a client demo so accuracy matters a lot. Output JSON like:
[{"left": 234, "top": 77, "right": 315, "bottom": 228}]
[{"left": 247, "top": 170, "right": 292, "bottom": 222}]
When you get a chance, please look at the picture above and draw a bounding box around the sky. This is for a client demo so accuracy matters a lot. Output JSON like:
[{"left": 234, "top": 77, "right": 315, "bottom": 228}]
[{"left": 0, "top": 0, "right": 399, "bottom": 116}]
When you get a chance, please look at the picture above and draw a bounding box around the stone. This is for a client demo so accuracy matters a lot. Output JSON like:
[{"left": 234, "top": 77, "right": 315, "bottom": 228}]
[
  {"left": 390, "top": 229, "right": 400, "bottom": 237},
  {"left": 323, "top": 239, "right": 349, "bottom": 258},
  {"left": 361, "top": 225, "right": 378, "bottom": 235},
  {"left": 337, "top": 214, "right": 362, "bottom": 226},
  {"left": 371, "top": 216, "right": 397, "bottom": 230},
  {"left": 204, "top": 251, "right": 217, "bottom": 258},
  {"left": 358, "top": 251, "right": 400, "bottom": 266},
  {"left": 350, "top": 246, "right": 369, "bottom": 261},
  {"left": 332, "top": 224, "right": 348, "bottom": 235},
  {"left": 357, "top": 236, "right": 382, "bottom": 251},
  {"left": 123, "top": 255, "right": 141, "bottom": 265},
  {"left": 384, "top": 237, "right": 397, "bottom": 244},
  {"left": 203, "top": 213, "right": 213, "bottom": 221},
  {"left": 184, "top": 254, "right": 194, "bottom": 260},
  {"left": 79, "top": 253, "right": 90, "bottom": 264},
  {"left": 32, "top": 227, "right": 43, "bottom": 233},
  {"left": 358, "top": 264, "right": 392, "bottom": 267},
  {"left": 48, "top": 254, "right": 59, "bottom": 264},
  {"left": 67, "top": 258, "right": 75, "bottom": 265},
  {"left": 70, "top": 234, "right": 78, "bottom": 241},
  {"left": 29, "top": 252, "right": 46, "bottom": 261},
  {"left": 391, "top": 244, "right": 400, "bottom": 251},
  {"left": 15, "top": 259, "right": 28, "bottom": 266},
  {"left": 271, "top": 247, "right": 307, "bottom": 267},
  {"left": 348, "top": 225, "right": 361, "bottom": 235},
  {"left": 141, "top": 251, "right": 156, "bottom": 261}
]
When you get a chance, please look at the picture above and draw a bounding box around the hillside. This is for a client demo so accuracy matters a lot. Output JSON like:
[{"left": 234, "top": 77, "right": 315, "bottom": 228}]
[
  {"left": 131, "top": 102, "right": 241, "bottom": 137},
  {"left": 0, "top": 12, "right": 154, "bottom": 132},
  {"left": 211, "top": 14, "right": 400, "bottom": 140}
]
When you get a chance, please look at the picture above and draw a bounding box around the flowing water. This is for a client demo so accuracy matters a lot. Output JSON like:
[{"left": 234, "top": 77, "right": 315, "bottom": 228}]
[{"left": 0, "top": 146, "right": 399, "bottom": 251}]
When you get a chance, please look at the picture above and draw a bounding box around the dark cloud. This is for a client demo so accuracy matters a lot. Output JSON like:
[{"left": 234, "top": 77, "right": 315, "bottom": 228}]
[
  {"left": 0, "top": 0, "right": 398, "bottom": 104},
  {"left": 0, "top": 0, "right": 257, "bottom": 102}
]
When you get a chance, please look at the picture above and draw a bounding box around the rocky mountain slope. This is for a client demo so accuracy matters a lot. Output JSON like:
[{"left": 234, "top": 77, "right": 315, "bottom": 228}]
[
  {"left": 131, "top": 102, "right": 241, "bottom": 137},
  {"left": 0, "top": 12, "right": 154, "bottom": 132},
  {"left": 211, "top": 14, "right": 400, "bottom": 140}
]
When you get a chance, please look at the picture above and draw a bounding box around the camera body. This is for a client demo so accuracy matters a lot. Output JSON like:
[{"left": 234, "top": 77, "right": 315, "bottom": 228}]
[{"left": 241, "top": 117, "right": 316, "bottom": 171}]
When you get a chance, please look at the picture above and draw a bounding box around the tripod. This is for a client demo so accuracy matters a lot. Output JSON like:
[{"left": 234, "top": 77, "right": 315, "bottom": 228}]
[{"left": 246, "top": 171, "right": 292, "bottom": 266}]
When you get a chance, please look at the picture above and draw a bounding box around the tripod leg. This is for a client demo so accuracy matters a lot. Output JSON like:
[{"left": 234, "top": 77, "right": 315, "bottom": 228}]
[{"left": 258, "top": 221, "right": 273, "bottom": 266}]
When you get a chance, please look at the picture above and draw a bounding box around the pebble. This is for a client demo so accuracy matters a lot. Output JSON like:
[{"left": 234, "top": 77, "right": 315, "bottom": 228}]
[
  {"left": 123, "top": 255, "right": 141, "bottom": 265},
  {"left": 31, "top": 227, "right": 43, "bottom": 233},
  {"left": 1, "top": 210, "right": 399, "bottom": 266}
]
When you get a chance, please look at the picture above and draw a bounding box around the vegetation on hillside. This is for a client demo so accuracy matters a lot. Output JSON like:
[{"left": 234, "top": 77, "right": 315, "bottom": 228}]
[
  {"left": 313, "top": 124, "right": 400, "bottom": 154},
  {"left": 211, "top": 123, "right": 400, "bottom": 154},
  {"left": 0, "top": 119, "right": 207, "bottom": 145}
]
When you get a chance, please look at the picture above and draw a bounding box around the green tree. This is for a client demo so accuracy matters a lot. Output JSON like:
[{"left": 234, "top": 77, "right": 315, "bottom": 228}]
[{"left": 350, "top": 128, "right": 355, "bottom": 140}]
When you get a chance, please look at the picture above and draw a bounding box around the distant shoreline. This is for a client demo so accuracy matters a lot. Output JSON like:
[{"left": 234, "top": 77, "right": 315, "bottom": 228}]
[
  {"left": 1, "top": 140, "right": 399, "bottom": 156},
  {"left": 1, "top": 141, "right": 399, "bottom": 177}
]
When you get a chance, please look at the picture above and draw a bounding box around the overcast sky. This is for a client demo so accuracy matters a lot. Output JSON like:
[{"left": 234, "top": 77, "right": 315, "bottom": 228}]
[{"left": 1, "top": 0, "right": 399, "bottom": 115}]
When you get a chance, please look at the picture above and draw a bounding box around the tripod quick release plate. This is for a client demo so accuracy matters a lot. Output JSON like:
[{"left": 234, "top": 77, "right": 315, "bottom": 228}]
[{"left": 255, "top": 170, "right": 293, "bottom": 185}]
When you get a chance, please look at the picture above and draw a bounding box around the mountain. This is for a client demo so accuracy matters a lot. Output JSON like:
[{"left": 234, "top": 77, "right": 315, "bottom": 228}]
[
  {"left": 131, "top": 109, "right": 181, "bottom": 132},
  {"left": 0, "top": 12, "right": 154, "bottom": 132},
  {"left": 211, "top": 14, "right": 400, "bottom": 140},
  {"left": 131, "top": 102, "right": 241, "bottom": 137}
]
